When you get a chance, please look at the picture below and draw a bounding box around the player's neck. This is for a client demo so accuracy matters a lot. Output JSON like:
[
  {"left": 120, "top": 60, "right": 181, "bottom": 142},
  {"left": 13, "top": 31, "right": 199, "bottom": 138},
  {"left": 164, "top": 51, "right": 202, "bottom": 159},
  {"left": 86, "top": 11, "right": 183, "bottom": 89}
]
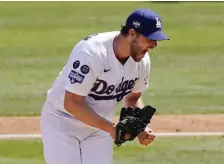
[{"left": 113, "top": 34, "right": 130, "bottom": 65}]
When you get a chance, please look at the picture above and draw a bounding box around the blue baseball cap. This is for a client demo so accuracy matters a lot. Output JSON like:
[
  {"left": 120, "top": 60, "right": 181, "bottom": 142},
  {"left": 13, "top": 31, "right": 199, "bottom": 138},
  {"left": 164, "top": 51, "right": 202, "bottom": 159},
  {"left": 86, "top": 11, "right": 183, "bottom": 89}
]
[{"left": 125, "top": 8, "right": 169, "bottom": 41}]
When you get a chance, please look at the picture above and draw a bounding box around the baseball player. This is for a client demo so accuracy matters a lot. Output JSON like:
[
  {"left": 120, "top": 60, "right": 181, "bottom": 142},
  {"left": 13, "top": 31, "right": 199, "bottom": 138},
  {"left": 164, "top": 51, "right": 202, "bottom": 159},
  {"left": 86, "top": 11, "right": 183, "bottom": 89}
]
[{"left": 40, "top": 8, "right": 169, "bottom": 164}]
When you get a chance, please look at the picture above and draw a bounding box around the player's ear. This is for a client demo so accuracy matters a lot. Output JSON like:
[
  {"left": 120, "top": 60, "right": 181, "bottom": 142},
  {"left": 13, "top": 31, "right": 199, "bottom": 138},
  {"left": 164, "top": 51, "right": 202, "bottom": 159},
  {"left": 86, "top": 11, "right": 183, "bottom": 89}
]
[
  {"left": 127, "top": 28, "right": 137, "bottom": 43},
  {"left": 128, "top": 28, "right": 136, "bottom": 38}
]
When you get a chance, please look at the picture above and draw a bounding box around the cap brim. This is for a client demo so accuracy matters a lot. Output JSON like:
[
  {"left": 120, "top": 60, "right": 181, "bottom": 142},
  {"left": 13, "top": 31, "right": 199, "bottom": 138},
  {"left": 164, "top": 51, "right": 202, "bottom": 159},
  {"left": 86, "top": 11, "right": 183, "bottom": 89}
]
[{"left": 144, "top": 30, "right": 170, "bottom": 41}]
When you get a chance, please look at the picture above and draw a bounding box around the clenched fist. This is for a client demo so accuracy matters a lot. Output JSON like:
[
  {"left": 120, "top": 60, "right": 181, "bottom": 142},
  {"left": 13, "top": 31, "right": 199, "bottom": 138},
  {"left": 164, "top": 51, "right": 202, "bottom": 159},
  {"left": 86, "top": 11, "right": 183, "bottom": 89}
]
[{"left": 137, "top": 127, "right": 156, "bottom": 146}]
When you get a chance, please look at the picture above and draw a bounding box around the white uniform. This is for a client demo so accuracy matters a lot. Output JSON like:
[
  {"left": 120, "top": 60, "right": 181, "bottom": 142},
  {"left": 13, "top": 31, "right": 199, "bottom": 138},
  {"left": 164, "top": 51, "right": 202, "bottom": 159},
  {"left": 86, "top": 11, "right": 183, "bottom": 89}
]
[{"left": 40, "top": 31, "right": 151, "bottom": 164}]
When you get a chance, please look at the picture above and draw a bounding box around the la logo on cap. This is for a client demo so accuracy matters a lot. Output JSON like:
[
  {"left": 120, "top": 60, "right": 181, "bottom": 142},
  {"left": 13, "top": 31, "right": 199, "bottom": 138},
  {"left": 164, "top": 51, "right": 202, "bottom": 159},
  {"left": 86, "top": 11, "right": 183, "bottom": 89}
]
[{"left": 155, "top": 17, "right": 162, "bottom": 28}]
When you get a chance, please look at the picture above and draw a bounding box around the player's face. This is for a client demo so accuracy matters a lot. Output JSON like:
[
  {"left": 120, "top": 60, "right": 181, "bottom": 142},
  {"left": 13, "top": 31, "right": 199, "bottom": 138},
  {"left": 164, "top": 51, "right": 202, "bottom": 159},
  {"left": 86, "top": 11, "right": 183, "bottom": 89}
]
[{"left": 130, "top": 34, "right": 157, "bottom": 62}]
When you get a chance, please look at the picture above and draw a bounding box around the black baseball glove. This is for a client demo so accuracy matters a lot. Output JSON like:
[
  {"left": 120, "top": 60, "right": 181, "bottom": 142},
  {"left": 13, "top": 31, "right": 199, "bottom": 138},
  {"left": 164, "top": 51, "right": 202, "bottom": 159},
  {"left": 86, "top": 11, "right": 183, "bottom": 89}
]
[{"left": 114, "top": 105, "right": 156, "bottom": 146}]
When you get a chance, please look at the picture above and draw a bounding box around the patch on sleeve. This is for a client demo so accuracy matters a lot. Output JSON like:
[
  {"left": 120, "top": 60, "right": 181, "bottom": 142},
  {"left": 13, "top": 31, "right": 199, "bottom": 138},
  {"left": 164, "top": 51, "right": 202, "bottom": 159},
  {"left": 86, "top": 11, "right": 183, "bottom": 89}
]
[
  {"left": 80, "top": 65, "right": 90, "bottom": 74},
  {"left": 68, "top": 70, "right": 85, "bottom": 84},
  {"left": 73, "top": 60, "right": 80, "bottom": 69}
]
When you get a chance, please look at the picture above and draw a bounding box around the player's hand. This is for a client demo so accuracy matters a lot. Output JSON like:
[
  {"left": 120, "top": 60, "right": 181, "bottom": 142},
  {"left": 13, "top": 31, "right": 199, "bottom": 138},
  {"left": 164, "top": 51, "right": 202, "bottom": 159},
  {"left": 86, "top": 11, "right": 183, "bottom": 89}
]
[{"left": 137, "top": 127, "right": 155, "bottom": 146}]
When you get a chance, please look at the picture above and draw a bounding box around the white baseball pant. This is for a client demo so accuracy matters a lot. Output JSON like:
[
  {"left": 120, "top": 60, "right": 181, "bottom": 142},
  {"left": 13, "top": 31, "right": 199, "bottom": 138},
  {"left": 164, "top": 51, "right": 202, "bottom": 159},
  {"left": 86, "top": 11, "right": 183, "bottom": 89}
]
[{"left": 40, "top": 106, "right": 113, "bottom": 164}]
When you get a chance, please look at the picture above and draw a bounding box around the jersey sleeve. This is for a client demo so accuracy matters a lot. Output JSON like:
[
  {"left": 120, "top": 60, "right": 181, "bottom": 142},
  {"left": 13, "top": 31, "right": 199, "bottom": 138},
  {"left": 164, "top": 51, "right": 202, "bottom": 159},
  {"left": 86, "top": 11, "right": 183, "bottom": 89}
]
[
  {"left": 131, "top": 55, "right": 151, "bottom": 93},
  {"left": 63, "top": 43, "right": 102, "bottom": 96}
]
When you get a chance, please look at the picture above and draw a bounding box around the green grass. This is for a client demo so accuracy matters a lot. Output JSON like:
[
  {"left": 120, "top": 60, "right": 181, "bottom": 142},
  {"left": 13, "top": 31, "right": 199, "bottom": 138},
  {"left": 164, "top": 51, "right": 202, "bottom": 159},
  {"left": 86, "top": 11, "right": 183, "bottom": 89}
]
[
  {"left": 0, "top": 137, "right": 223, "bottom": 164},
  {"left": 0, "top": 2, "right": 224, "bottom": 115}
]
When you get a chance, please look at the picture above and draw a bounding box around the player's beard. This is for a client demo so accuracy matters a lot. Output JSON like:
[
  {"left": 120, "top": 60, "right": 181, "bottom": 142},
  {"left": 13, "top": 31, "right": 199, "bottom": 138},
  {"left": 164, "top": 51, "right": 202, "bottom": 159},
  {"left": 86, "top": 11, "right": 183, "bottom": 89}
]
[{"left": 129, "top": 39, "right": 145, "bottom": 62}]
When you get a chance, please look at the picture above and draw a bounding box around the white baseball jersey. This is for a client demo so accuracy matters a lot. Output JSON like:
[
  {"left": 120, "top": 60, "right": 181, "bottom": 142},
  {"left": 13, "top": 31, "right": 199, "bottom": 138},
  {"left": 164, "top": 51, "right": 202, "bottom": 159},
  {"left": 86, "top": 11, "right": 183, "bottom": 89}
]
[{"left": 44, "top": 31, "right": 151, "bottom": 121}]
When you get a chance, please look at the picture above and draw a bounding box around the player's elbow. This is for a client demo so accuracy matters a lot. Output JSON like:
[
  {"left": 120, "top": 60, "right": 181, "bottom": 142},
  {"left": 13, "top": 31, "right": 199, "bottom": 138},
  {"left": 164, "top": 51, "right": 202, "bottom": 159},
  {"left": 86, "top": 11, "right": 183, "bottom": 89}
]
[
  {"left": 64, "top": 90, "right": 85, "bottom": 114},
  {"left": 64, "top": 99, "right": 73, "bottom": 114}
]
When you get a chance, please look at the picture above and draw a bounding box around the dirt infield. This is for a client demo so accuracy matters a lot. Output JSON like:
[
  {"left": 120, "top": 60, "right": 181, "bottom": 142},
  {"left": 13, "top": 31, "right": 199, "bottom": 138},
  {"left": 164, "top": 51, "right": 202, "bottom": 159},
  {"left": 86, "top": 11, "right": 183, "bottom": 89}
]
[{"left": 0, "top": 114, "right": 223, "bottom": 134}]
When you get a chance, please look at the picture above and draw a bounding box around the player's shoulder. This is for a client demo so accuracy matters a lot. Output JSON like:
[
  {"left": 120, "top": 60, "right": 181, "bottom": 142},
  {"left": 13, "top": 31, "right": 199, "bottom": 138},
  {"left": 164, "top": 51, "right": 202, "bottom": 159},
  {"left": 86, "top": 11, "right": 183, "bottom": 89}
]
[
  {"left": 82, "top": 31, "right": 119, "bottom": 52},
  {"left": 140, "top": 53, "right": 151, "bottom": 68},
  {"left": 136, "top": 53, "right": 151, "bottom": 74},
  {"left": 73, "top": 31, "right": 119, "bottom": 58}
]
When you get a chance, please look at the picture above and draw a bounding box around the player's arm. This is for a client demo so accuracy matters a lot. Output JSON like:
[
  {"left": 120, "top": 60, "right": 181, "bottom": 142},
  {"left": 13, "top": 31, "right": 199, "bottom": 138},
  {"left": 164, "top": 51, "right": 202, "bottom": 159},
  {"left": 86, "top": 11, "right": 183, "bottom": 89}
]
[
  {"left": 63, "top": 46, "right": 116, "bottom": 139},
  {"left": 123, "top": 92, "right": 144, "bottom": 108},
  {"left": 64, "top": 91, "right": 115, "bottom": 135}
]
